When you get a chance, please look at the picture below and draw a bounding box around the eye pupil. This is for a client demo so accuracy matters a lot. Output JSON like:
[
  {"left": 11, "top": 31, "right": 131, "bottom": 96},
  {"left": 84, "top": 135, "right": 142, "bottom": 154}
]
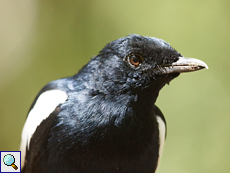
[
  {"left": 132, "top": 56, "right": 139, "bottom": 63},
  {"left": 129, "top": 54, "right": 143, "bottom": 66}
]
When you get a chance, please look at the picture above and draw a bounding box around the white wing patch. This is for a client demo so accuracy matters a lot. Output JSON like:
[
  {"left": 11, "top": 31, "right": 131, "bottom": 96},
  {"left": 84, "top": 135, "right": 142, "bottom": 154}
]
[
  {"left": 20, "top": 90, "right": 68, "bottom": 168},
  {"left": 155, "top": 115, "right": 166, "bottom": 171}
]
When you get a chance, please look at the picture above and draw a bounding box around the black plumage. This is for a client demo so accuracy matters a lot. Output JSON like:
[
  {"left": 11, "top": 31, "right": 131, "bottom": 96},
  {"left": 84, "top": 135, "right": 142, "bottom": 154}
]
[{"left": 20, "top": 34, "right": 208, "bottom": 173}]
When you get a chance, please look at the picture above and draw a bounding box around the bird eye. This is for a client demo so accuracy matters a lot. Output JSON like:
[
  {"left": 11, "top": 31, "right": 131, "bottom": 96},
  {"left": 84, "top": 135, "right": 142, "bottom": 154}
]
[{"left": 128, "top": 54, "right": 144, "bottom": 67}]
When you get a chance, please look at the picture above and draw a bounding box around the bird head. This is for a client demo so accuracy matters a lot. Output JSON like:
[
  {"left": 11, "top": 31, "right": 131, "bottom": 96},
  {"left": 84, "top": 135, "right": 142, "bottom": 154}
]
[{"left": 79, "top": 34, "right": 208, "bottom": 99}]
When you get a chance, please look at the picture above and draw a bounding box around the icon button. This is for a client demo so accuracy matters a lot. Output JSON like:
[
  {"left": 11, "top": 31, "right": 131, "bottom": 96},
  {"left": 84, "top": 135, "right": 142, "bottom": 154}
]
[
  {"left": 3, "top": 154, "right": 18, "bottom": 170},
  {"left": 1, "top": 151, "right": 21, "bottom": 173}
]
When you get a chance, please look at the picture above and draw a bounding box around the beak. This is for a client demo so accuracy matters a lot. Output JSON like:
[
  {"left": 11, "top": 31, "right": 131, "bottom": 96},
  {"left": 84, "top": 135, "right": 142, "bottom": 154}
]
[{"left": 161, "top": 57, "right": 208, "bottom": 74}]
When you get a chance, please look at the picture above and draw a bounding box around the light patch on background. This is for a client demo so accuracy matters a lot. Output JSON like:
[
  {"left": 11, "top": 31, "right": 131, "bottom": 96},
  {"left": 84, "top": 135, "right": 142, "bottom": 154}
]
[{"left": 0, "top": 0, "right": 37, "bottom": 85}]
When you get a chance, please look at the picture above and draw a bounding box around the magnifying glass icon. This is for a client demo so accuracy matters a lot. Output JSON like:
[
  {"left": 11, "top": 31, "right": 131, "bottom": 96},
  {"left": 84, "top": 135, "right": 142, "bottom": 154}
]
[{"left": 3, "top": 154, "right": 18, "bottom": 170}]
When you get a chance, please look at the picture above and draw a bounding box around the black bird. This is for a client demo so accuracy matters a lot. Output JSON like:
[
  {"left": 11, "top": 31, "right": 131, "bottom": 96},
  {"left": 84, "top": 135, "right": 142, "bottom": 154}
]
[{"left": 20, "top": 34, "right": 208, "bottom": 173}]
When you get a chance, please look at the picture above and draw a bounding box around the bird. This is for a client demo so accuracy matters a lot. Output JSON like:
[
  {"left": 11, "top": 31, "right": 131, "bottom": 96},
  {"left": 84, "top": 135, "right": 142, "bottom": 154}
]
[{"left": 20, "top": 34, "right": 208, "bottom": 173}]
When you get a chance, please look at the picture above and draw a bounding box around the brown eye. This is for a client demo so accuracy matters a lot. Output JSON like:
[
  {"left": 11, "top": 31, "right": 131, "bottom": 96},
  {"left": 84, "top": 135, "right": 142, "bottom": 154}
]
[{"left": 129, "top": 54, "right": 143, "bottom": 67}]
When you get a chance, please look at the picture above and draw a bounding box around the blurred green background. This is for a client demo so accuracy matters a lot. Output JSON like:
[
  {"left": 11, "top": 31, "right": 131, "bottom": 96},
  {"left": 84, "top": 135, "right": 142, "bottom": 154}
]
[{"left": 0, "top": 0, "right": 229, "bottom": 172}]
